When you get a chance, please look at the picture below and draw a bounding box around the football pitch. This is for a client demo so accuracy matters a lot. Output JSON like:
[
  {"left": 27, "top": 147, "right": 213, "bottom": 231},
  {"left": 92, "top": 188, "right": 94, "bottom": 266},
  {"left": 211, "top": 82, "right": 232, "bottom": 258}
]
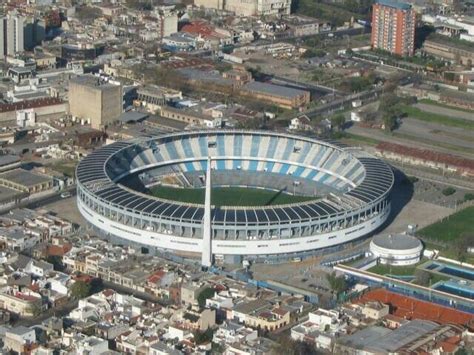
[
  {"left": 149, "top": 186, "right": 316, "bottom": 206},
  {"left": 418, "top": 206, "right": 474, "bottom": 242}
]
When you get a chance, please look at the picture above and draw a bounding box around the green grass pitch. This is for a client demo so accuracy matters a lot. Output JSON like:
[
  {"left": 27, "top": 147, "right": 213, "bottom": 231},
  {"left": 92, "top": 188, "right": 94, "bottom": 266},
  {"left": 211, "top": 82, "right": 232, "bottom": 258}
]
[{"left": 149, "top": 186, "right": 316, "bottom": 206}]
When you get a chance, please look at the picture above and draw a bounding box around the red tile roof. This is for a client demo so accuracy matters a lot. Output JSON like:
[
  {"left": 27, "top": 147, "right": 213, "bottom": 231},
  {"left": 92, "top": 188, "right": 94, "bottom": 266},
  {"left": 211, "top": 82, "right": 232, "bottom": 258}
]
[
  {"left": 72, "top": 274, "right": 93, "bottom": 283},
  {"left": 0, "top": 98, "right": 64, "bottom": 113},
  {"left": 356, "top": 289, "right": 474, "bottom": 326},
  {"left": 439, "top": 336, "right": 461, "bottom": 353},
  {"left": 377, "top": 142, "right": 474, "bottom": 174},
  {"left": 147, "top": 270, "right": 166, "bottom": 284},
  {"left": 47, "top": 243, "right": 72, "bottom": 256},
  {"left": 161, "top": 58, "right": 213, "bottom": 70},
  {"left": 181, "top": 21, "right": 215, "bottom": 37}
]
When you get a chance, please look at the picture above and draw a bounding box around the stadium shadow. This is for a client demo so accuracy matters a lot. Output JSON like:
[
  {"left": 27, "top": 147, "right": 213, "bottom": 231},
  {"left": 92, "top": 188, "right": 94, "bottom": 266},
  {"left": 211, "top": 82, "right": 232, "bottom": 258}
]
[
  {"left": 265, "top": 188, "right": 288, "bottom": 206},
  {"left": 382, "top": 167, "right": 415, "bottom": 228}
]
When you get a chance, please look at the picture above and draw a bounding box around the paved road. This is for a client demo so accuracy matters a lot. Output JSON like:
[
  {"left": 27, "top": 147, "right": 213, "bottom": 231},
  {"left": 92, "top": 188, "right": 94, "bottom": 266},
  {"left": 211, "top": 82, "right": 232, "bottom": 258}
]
[
  {"left": 0, "top": 185, "right": 77, "bottom": 216},
  {"left": 398, "top": 118, "right": 474, "bottom": 150},
  {"left": 347, "top": 125, "right": 474, "bottom": 159},
  {"left": 304, "top": 88, "right": 382, "bottom": 119},
  {"left": 415, "top": 103, "right": 474, "bottom": 121},
  {"left": 390, "top": 163, "right": 474, "bottom": 190},
  {"left": 26, "top": 186, "right": 77, "bottom": 210}
]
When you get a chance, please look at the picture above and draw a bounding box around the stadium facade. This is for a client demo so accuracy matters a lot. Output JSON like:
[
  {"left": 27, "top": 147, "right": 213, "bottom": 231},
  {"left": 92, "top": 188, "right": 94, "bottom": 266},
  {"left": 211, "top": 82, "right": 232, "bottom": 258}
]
[{"left": 76, "top": 130, "right": 394, "bottom": 264}]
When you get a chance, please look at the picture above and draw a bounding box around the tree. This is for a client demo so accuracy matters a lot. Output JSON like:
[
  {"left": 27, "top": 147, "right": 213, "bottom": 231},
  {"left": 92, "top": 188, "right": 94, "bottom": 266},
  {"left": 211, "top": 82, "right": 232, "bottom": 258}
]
[
  {"left": 331, "top": 114, "right": 346, "bottom": 131},
  {"left": 193, "top": 328, "right": 214, "bottom": 345},
  {"left": 442, "top": 187, "right": 456, "bottom": 196},
  {"left": 414, "top": 269, "right": 431, "bottom": 286},
  {"left": 302, "top": 48, "right": 326, "bottom": 58},
  {"left": 464, "top": 193, "right": 474, "bottom": 202},
  {"left": 197, "top": 287, "right": 215, "bottom": 308},
  {"left": 383, "top": 114, "right": 398, "bottom": 132},
  {"left": 75, "top": 6, "right": 102, "bottom": 24},
  {"left": 70, "top": 280, "right": 91, "bottom": 299},
  {"left": 380, "top": 93, "right": 402, "bottom": 110},
  {"left": 125, "top": 0, "right": 152, "bottom": 10},
  {"left": 455, "top": 233, "right": 472, "bottom": 263},
  {"left": 326, "top": 272, "right": 348, "bottom": 295},
  {"left": 26, "top": 303, "right": 42, "bottom": 317},
  {"left": 271, "top": 334, "right": 323, "bottom": 355},
  {"left": 47, "top": 255, "right": 65, "bottom": 272}
]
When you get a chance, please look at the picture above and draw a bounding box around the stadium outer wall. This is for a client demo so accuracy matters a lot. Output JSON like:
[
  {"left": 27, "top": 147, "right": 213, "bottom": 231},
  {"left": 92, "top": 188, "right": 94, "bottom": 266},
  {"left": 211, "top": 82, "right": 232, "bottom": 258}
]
[
  {"left": 76, "top": 130, "right": 394, "bottom": 263},
  {"left": 78, "top": 198, "right": 390, "bottom": 257}
]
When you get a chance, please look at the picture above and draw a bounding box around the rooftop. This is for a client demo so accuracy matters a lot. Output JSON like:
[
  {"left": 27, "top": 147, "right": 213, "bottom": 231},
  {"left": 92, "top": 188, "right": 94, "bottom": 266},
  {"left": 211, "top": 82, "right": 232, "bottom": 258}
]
[
  {"left": 425, "top": 33, "right": 474, "bottom": 52},
  {"left": 0, "top": 185, "right": 24, "bottom": 203},
  {"left": 7, "top": 326, "right": 34, "bottom": 336},
  {"left": 70, "top": 75, "right": 120, "bottom": 91},
  {"left": 377, "top": 142, "right": 474, "bottom": 172},
  {"left": 0, "top": 155, "right": 20, "bottom": 167},
  {"left": 371, "top": 233, "right": 422, "bottom": 250},
  {"left": 357, "top": 289, "right": 474, "bottom": 326},
  {"left": 376, "top": 0, "right": 412, "bottom": 10},
  {"left": 338, "top": 320, "right": 440, "bottom": 352},
  {"left": 0, "top": 169, "right": 52, "bottom": 188},
  {"left": 243, "top": 81, "right": 309, "bottom": 99},
  {"left": 0, "top": 98, "right": 63, "bottom": 113},
  {"left": 119, "top": 111, "right": 149, "bottom": 123}
]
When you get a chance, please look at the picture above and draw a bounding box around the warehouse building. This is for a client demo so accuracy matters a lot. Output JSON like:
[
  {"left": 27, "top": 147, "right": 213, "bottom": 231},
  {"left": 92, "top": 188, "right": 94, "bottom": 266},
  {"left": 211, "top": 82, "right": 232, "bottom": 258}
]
[
  {"left": 422, "top": 34, "right": 474, "bottom": 66},
  {"left": 240, "top": 82, "right": 310, "bottom": 109},
  {"left": 0, "top": 168, "right": 53, "bottom": 195},
  {"left": 0, "top": 155, "right": 21, "bottom": 172}
]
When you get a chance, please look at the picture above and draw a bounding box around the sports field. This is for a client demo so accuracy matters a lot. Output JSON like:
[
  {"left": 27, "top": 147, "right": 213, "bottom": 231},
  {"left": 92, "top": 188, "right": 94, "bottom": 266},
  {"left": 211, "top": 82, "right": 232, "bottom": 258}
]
[
  {"left": 149, "top": 186, "right": 316, "bottom": 206},
  {"left": 417, "top": 206, "right": 474, "bottom": 242}
]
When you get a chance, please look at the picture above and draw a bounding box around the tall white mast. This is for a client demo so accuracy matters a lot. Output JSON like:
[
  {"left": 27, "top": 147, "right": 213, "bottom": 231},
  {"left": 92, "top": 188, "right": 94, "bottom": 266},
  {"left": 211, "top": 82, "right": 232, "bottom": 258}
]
[{"left": 201, "top": 156, "right": 212, "bottom": 268}]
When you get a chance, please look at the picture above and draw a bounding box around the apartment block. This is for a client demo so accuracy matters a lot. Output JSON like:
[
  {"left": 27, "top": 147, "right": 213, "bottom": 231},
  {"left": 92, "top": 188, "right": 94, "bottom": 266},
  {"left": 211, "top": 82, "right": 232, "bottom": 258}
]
[{"left": 371, "top": 0, "right": 416, "bottom": 56}]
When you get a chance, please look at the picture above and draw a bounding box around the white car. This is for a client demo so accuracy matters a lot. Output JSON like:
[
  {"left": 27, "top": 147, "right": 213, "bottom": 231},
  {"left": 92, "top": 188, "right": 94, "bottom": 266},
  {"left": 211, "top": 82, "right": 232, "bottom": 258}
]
[{"left": 60, "top": 192, "right": 71, "bottom": 198}]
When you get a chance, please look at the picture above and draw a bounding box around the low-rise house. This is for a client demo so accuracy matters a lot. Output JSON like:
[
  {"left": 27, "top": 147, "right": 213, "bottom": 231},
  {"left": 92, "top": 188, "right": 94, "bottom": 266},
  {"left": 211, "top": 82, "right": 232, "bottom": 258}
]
[
  {"left": 289, "top": 115, "right": 312, "bottom": 131},
  {"left": 0, "top": 288, "right": 43, "bottom": 317},
  {"left": 0, "top": 227, "right": 40, "bottom": 251},
  {"left": 213, "top": 321, "right": 258, "bottom": 346},
  {"left": 232, "top": 299, "right": 291, "bottom": 332},
  {"left": 361, "top": 301, "right": 390, "bottom": 320},
  {"left": 25, "top": 259, "right": 54, "bottom": 278},
  {"left": 4, "top": 326, "right": 36, "bottom": 354},
  {"left": 181, "top": 282, "right": 208, "bottom": 306},
  {"left": 178, "top": 308, "right": 216, "bottom": 331},
  {"left": 72, "top": 335, "right": 110, "bottom": 354}
]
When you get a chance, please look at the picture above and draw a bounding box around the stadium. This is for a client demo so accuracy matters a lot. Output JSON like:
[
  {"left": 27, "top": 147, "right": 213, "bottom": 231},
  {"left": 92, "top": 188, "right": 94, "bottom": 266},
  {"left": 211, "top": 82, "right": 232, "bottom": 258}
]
[{"left": 76, "top": 130, "right": 394, "bottom": 265}]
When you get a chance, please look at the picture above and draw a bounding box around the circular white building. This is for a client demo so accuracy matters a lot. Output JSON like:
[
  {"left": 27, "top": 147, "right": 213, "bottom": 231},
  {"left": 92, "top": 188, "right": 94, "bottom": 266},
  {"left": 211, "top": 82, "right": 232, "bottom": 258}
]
[{"left": 370, "top": 233, "right": 423, "bottom": 266}]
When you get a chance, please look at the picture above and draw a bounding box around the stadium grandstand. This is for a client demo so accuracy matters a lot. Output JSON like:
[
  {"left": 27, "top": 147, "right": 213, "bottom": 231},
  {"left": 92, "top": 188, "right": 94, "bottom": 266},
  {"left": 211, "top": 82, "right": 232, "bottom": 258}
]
[{"left": 76, "top": 130, "right": 394, "bottom": 265}]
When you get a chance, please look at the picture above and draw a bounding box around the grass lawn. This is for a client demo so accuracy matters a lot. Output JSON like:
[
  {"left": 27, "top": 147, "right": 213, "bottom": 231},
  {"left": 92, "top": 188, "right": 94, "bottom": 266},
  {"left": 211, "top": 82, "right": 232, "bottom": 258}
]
[
  {"left": 428, "top": 273, "right": 450, "bottom": 285},
  {"left": 149, "top": 186, "right": 316, "bottom": 206},
  {"left": 419, "top": 99, "right": 474, "bottom": 114},
  {"left": 48, "top": 161, "right": 78, "bottom": 177},
  {"left": 339, "top": 132, "right": 381, "bottom": 146},
  {"left": 417, "top": 206, "right": 474, "bottom": 242},
  {"left": 295, "top": 0, "right": 364, "bottom": 26},
  {"left": 368, "top": 259, "right": 450, "bottom": 285},
  {"left": 422, "top": 240, "right": 474, "bottom": 265},
  {"left": 368, "top": 263, "right": 419, "bottom": 276},
  {"left": 400, "top": 105, "right": 474, "bottom": 130}
]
